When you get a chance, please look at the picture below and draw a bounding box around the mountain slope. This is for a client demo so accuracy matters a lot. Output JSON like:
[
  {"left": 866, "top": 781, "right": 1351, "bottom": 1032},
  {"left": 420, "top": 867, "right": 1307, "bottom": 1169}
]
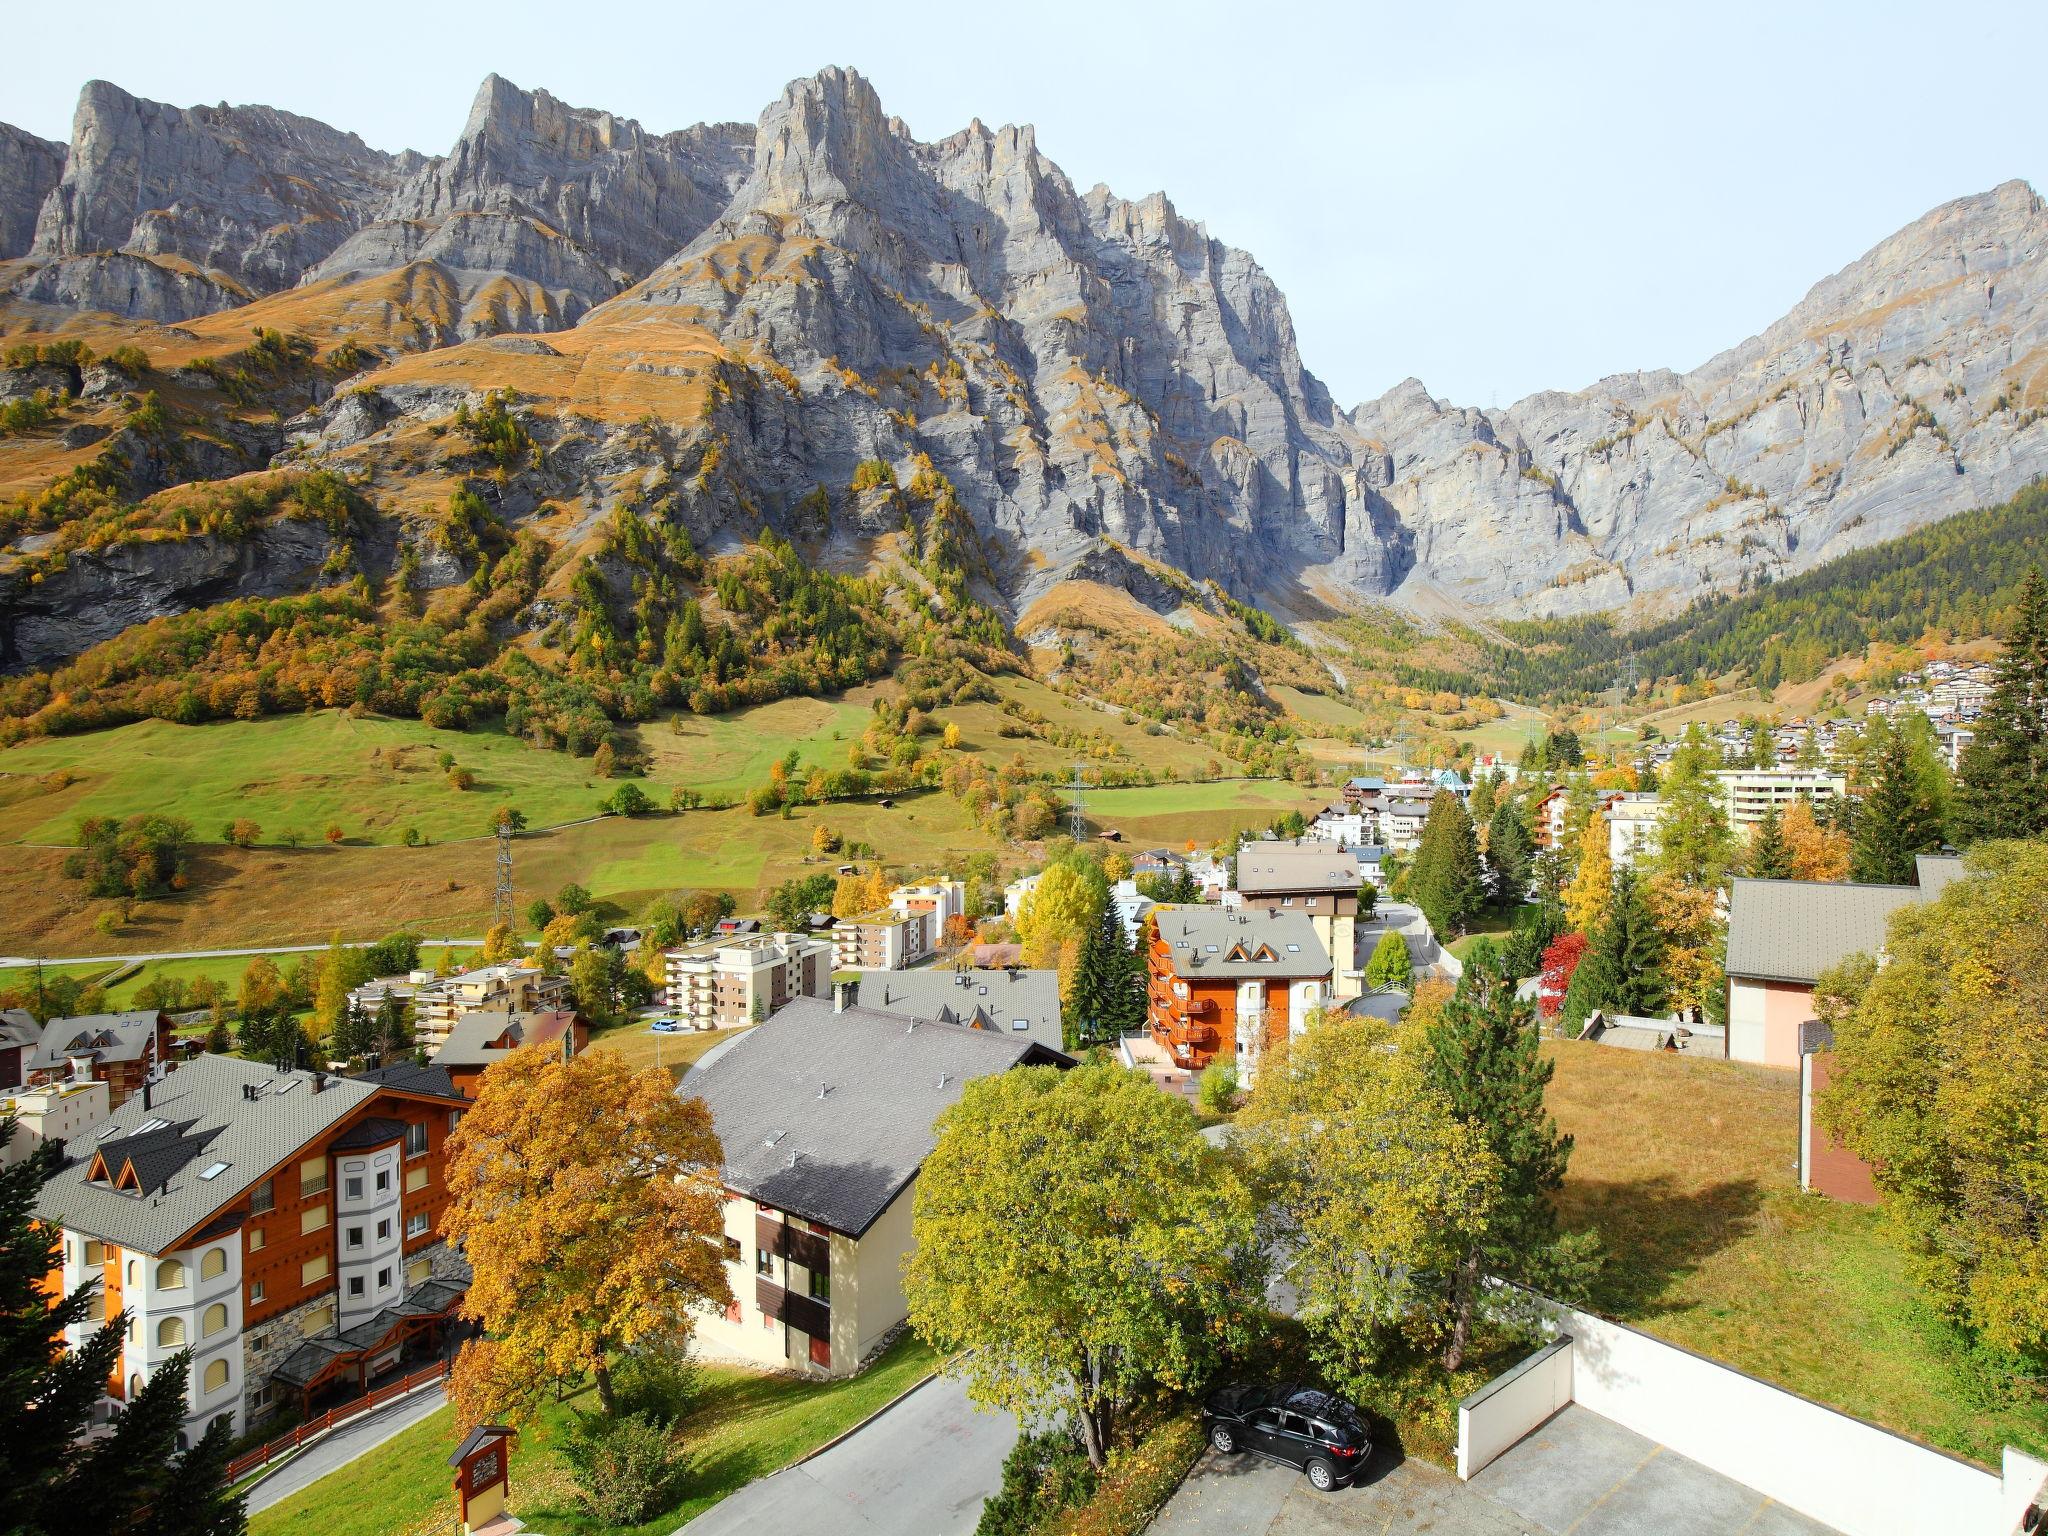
[{"left": 0, "top": 67, "right": 2044, "bottom": 682}]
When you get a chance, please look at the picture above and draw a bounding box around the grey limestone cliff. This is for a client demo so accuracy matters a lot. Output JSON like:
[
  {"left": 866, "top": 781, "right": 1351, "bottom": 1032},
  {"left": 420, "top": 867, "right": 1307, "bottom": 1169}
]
[{"left": 0, "top": 123, "right": 64, "bottom": 259}]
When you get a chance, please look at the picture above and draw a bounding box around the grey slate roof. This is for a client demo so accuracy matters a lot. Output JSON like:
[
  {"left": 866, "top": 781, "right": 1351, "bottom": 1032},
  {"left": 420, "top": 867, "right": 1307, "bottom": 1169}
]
[
  {"left": 854, "top": 968, "right": 1065, "bottom": 1055},
  {"left": 431, "top": 1009, "right": 574, "bottom": 1069},
  {"left": 350, "top": 1061, "right": 460, "bottom": 1098},
  {"left": 1914, "top": 853, "right": 1966, "bottom": 899},
  {"left": 1236, "top": 839, "right": 1362, "bottom": 896},
  {"left": 27, "top": 1011, "right": 163, "bottom": 1072},
  {"left": 36, "top": 1054, "right": 451, "bottom": 1257},
  {"left": 1153, "top": 906, "right": 1331, "bottom": 979},
  {"left": 1724, "top": 878, "right": 1926, "bottom": 985},
  {"left": 1, "top": 1008, "right": 41, "bottom": 1050},
  {"left": 684, "top": 997, "right": 1058, "bottom": 1236}
]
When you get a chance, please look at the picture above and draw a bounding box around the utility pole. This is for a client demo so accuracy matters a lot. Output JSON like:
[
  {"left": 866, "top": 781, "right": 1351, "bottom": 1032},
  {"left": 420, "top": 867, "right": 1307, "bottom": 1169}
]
[
  {"left": 1067, "top": 763, "right": 1088, "bottom": 841},
  {"left": 493, "top": 821, "right": 514, "bottom": 930}
]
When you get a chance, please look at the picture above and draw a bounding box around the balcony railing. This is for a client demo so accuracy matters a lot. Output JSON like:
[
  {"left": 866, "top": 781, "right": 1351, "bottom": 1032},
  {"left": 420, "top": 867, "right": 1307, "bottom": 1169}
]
[
  {"left": 756, "top": 1213, "right": 830, "bottom": 1273},
  {"left": 756, "top": 1275, "right": 829, "bottom": 1341}
]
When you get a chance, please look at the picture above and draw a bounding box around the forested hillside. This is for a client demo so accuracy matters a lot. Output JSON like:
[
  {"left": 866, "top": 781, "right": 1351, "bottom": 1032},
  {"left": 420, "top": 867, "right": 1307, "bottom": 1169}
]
[{"left": 1447, "top": 479, "right": 2048, "bottom": 703}]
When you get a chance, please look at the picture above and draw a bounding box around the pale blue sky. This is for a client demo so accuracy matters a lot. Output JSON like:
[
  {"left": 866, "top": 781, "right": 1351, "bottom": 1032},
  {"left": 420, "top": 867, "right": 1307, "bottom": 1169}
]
[{"left": 7, "top": 1, "right": 2043, "bottom": 409}]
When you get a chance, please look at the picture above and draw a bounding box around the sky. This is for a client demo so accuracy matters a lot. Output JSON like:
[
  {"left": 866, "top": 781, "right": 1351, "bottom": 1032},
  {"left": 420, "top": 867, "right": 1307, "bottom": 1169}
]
[{"left": 6, "top": 1, "right": 2044, "bottom": 409}]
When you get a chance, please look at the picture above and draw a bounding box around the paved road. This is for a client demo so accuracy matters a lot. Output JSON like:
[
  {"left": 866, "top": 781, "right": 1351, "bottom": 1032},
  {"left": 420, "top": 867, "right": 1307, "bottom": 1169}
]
[
  {"left": 676, "top": 1373, "right": 1016, "bottom": 1536},
  {"left": 1152, "top": 1445, "right": 1528, "bottom": 1536},
  {"left": 0, "top": 939, "right": 495, "bottom": 968},
  {"left": 242, "top": 1382, "right": 450, "bottom": 1514}
]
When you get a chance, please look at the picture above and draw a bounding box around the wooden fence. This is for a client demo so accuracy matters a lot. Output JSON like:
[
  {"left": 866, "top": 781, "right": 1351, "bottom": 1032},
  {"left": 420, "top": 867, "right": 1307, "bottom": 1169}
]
[{"left": 224, "top": 1359, "right": 449, "bottom": 1484}]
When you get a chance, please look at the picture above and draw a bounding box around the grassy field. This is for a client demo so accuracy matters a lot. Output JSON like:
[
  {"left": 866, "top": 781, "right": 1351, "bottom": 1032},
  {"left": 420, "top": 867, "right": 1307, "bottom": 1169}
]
[
  {"left": 1081, "top": 780, "right": 1325, "bottom": 849},
  {"left": 585, "top": 1020, "right": 747, "bottom": 1085},
  {"left": 1547, "top": 1041, "right": 2046, "bottom": 1465},
  {"left": 249, "top": 1333, "right": 941, "bottom": 1536}
]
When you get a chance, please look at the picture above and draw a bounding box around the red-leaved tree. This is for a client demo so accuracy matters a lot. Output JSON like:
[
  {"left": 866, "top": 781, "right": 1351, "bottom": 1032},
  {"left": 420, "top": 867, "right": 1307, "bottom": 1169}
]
[{"left": 1537, "top": 932, "right": 1589, "bottom": 1021}]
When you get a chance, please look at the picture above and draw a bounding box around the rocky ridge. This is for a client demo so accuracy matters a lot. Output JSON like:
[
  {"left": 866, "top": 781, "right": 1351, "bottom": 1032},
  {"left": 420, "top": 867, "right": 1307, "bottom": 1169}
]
[{"left": 2, "top": 68, "right": 2046, "bottom": 646}]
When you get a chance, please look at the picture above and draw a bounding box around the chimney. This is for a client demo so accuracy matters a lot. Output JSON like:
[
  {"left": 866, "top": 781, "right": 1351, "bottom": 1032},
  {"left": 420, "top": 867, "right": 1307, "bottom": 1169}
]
[
  {"left": 142, "top": 1078, "right": 152, "bottom": 1111},
  {"left": 311, "top": 1071, "right": 326, "bottom": 1095}
]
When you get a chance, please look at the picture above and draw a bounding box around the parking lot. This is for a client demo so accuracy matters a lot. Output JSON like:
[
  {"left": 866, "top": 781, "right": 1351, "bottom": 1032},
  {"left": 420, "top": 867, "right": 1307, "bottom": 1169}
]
[{"left": 1149, "top": 1406, "right": 1842, "bottom": 1536}]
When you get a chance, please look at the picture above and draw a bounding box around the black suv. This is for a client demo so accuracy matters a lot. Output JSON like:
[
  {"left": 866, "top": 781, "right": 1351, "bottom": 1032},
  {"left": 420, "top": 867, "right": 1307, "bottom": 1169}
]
[{"left": 1202, "top": 1383, "right": 1371, "bottom": 1491}]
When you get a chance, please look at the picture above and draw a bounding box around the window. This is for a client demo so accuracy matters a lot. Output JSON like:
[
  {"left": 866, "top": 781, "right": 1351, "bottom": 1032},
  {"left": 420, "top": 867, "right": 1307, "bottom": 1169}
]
[
  {"left": 406, "top": 1165, "right": 427, "bottom": 1193},
  {"left": 754, "top": 1247, "right": 774, "bottom": 1277},
  {"left": 406, "top": 1123, "right": 429, "bottom": 1158},
  {"left": 202, "top": 1303, "right": 228, "bottom": 1338},
  {"left": 201, "top": 1248, "right": 227, "bottom": 1281},
  {"left": 251, "top": 1280, "right": 266, "bottom": 1304},
  {"left": 247, "top": 1227, "right": 265, "bottom": 1252},
  {"left": 722, "top": 1236, "right": 742, "bottom": 1263},
  {"left": 376, "top": 1169, "right": 391, "bottom": 1193},
  {"left": 157, "top": 1317, "right": 186, "bottom": 1347},
  {"left": 447, "top": 1110, "right": 461, "bottom": 1133},
  {"left": 377, "top": 1267, "right": 391, "bottom": 1291},
  {"left": 345, "top": 1177, "right": 363, "bottom": 1201},
  {"left": 406, "top": 1212, "right": 428, "bottom": 1239},
  {"left": 126, "top": 1259, "right": 138, "bottom": 1285},
  {"left": 299, "top": 1157, "right": 327, "bottom": 1198},
  {"left": 301, "top": 1302, "right": 334, "bottom": 1335},
  {"left": 83, "top": 1239, "right": 104, "bottom": 1266},
  {"left": 407, "top": 1258, "right": 432, "bottom": 1287},
  {"left": 808, "top": 1269, "right": 830, "bottom": 1304},
  {"left": 301, "top": 1255, "right": 329, "bottom": 1286},
  {"left": 301, "top": 1204, "right": 328, "bottom": 1235},
  {"left": 345, "top": 1226, "right": 363, "bottom": 1250},
  {"left": 156, "top": 1259, "right": 186, "bottom": 1290},
  {"left": 128, "top": 1372, "right": 142, "bottom": 1399},
  {"left": 251, "top": 1179, "right": 274, "bottom": 1215},
  {"left": 347, "top": 1276, "right": 365, "bottom": 1298},
  {"left": 1011, "top": 1018, "right": 1029, "bottom": 1031},
  {"left": 199, "top": 1161, "right": 229, "bottom": 1181},
  {"left": 377, "top": 1218, "right": 391, "bottom": 1242},
  {"left": 1282, "top": 896, "right": 1295, "bottom": 906}
]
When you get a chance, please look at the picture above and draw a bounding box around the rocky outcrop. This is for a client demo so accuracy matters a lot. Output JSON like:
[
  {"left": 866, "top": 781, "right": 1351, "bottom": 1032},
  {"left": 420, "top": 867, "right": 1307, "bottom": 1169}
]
[
  {"left": 0, "top": 123, "right": 63, "bottom": 258},
  {"left": 28, "top": 81, "right": 412, "bottom": 309},
  {"left": 3, "top": 69, "right": 2045, "bottom": 633}
]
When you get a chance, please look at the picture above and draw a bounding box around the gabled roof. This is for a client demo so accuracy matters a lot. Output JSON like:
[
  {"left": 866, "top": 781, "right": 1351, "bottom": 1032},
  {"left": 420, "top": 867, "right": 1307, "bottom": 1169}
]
[
  {"left": 1154, "top": 906, "right": 1330, "bottom": 980},
  {"left": 27, "top": 1011, "right": 163, "bottom": 1071},
  {"left": 0, "top": 1008, "right": 41, "bottom": 1050},
  {"left": 349, "top": 1061, "right": 461, "bottom": 1099},
  {"left": 686, "top": 997, "right": 1059, "bottom": 1236},
  {"left": 854, "top": 968, "right": 1064, "bottom": 1055},
  {"left": 431, "top": 1009, "right": 578, "bottom": 1069},
  {"left": 1913, "top": 853, "right": 1965, "bottom": 899},
  {"left": 1725, "top": 878, "right": 1926, "bottom": 985},
  {"left": 36, "top": 1054, "right": 463, "bottom": 1257}
]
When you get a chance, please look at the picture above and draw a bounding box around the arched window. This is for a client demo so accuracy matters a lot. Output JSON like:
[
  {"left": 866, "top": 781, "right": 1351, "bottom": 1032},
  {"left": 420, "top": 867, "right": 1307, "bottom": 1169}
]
[
  {"left": 126, "top": 1259, "right": 138, "bottom": 1286},
  {"left": 203, "top": 1358, "right": 230, "bottom": 1393},
  {"left": 157, "top": 1316, "right": 186, "bottom": 1347},
  {"left": 128, "top": 1372, "right": 142, "bottom": 1398},
  {"left": 200, "top": 1248, "right": 227, "bottom": 1281},
  {"left": 202, "top": 1303, "right": 228, "bottom": 1338},
  {"left": 156, "top": 1259, "right": 186, "bottom": 1290}
]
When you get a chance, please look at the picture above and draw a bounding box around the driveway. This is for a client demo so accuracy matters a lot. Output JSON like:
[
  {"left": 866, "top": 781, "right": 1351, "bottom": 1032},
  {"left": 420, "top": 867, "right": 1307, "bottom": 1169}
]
[
  {"left": 243, "top": 1381, "right": 450, "bottom": 1514},
  {"left": 1149, "top": 1407, "right": 1841, "bottom": 1536},
  {"left": 675, "top": 1372, "right": 1016, "bottom": 1536}
]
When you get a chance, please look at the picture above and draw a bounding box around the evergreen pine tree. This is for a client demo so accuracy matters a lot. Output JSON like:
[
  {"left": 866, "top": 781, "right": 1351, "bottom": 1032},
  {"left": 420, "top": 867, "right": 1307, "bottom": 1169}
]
[
  {"left": 376, "top": 993, "right": 414, "bottom": 1061},
  {"left": 1485, "top": 802, "right": 1534, "bottom": 901},
  {"left": 1953, "top": 568, "right": 2048, "bottom": 845},
  {"left": 1070, "top": 900, "right": 1142, "bottom": 1049},
  {"left": 1747, "top": 802, "right": 1794, "bottom": 880},
  {"left": 331, "top": 999, "right": 374, "bottom": 1064},
  {"left": 1410, "top": 790, "right": 1483, "bottom": 937},
  {"left": 1850, "top": 729, "right": 1947, "bottom": 884},
  {"left": 1569, "top": 868, "right": 1669, "bottom": 1029},
  {"left": 1422, "top": 944, "right": 1594, "bottom": 1368}
]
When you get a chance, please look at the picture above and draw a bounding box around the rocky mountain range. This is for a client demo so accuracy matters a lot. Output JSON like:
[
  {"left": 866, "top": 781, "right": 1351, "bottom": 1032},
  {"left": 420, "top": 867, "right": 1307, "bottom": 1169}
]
[{"left": 2, "top": 67, "right": 2045, "bottom": 657}]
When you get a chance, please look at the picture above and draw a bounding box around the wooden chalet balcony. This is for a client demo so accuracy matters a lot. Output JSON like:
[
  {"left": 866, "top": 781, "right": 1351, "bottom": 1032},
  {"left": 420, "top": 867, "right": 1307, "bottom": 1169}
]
[
  {"left": 756, "top": 1275, "right": 830, "bottom": 1341},
  {"left": 755, "top": 1212, "right": 831, "bottom": 1273}
]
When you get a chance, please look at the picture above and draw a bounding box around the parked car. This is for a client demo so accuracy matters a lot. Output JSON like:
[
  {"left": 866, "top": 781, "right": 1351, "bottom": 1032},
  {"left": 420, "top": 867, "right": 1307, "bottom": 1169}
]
[
  {"left": 1202, "top": 1383, "right": 1371, "bottom": 1491},
  {"left": 650, "top": 1020, "right": 683, "bottom": 1033}
]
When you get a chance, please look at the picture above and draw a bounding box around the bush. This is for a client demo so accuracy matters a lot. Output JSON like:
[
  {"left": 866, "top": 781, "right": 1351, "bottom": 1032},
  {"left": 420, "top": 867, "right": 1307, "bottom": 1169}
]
[
  {"left": 1196, "top": 1060, "right": 1239, "bottom": 1114},
  {"left": 609, "top": 1336, "right": 702, "bottom": 1426},
  {"left": 560, "top": 1411, "right": 690, "bottom": 1526},
  {"left": 1364, "top": 929, "right": 1412, "bottom": 992},
  {"left": 975, "top": 1428, "right": 1098, "bottom": 1536}
]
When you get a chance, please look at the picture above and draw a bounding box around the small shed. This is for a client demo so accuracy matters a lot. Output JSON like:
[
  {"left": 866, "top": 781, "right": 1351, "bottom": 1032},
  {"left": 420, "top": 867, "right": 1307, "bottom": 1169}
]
[{"left": 448, "top": 1423, "right": 517, "bottom": 1534}]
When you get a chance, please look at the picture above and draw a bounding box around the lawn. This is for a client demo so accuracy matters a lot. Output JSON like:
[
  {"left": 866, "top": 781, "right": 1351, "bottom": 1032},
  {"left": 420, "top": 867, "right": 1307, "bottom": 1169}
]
[
  {"left": 1443, "top": 901, "right": 1522, "bottom": 961},
  {"left": 1082, "top": 780, "right": 1325, "bottom": 849},
  {"left": 1546, "top": 1041, "right": 2048, "bottom": 1465},
  {"left": 249, "top": 1332, "right": 942, "bottom": 1536},
  {"left": 586, "top": 1020, "right": 747, "bottom": 1085}
]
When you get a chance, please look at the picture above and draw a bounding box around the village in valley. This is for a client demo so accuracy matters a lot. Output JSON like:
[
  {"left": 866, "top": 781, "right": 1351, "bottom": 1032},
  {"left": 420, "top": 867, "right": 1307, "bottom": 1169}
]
[{"left": 7, "top": 590, "right": 2047, "bottom": 1536}]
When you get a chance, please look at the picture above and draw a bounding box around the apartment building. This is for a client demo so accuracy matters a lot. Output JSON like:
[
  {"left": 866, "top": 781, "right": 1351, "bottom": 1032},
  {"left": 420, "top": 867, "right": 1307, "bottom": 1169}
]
[
  {"left": 1713, "top": 768, "right": 1846, "bottom": 827},
  {"left": 1379, "top": 797, "right": 1433, "bottom": 854},
  {"left": 1, "top": 1007, "right": 40, "bottom": 1088},
  {"left": 833, "top": 909, "right": 928, "bottom": 972},
  {"left": 1146, "top": 906, "right": 1331, "bottom": 1079},
  {"left": 891, "top": 879, "right": 966, "bottom": 941},
  {"left": 1234, "top": 839, "right": 1364, "bottom": 998},
  {"left": 431, "top": 1009, "right": 588, "bottom": 1097},
  {"left": 663, "top": 933, "right": 833, "bottom": 1028},
  {"left": 410, "top": 964, "right": 570, "bottom": 1048},
  {"left": 687, "top": 998, "right": 1066, "bottom": 1377},
  {"left": 35, "top": 1054, "right": 470, "bottom": 1444},
  {"left": 1, "top": 1075, "right": 109, "bottom": 1167},
  {"left": 22, "top": 1011, "right": 174, "bottom": 1107},
  {"left": 1606, "top": 793, "right": 1665, "bottom": 869}
]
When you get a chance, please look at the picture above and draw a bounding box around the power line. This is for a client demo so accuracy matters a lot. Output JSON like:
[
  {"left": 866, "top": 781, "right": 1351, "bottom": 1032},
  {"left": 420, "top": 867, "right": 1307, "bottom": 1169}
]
[
  {"left": 493, "top": 822, "right": 514, "bottom": 929},
  {"left": 1068, "top": 763, "right": 1088, "bottom": 841}
]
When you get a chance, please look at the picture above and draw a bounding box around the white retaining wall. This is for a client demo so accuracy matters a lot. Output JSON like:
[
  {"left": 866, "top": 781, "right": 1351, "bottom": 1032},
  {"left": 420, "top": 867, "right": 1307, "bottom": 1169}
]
[
  {"left": 1464, "top": 1288, "right": 2048, "bottom": 1536},
  {"left": 1456, "top": 1335, "right": 1571, "bottom": 1480}
]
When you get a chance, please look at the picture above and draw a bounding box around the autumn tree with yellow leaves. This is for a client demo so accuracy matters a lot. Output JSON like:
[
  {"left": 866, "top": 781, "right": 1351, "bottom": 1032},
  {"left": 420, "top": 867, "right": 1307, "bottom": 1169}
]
[{"left": 442, "top": 1047, "right": 732, "bottom": 1428}]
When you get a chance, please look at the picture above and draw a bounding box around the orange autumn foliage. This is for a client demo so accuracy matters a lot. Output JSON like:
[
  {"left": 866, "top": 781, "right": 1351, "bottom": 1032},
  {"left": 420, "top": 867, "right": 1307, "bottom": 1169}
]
[{"left": 443, "top": 1045, "right": 732, "bottom": 1429}]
